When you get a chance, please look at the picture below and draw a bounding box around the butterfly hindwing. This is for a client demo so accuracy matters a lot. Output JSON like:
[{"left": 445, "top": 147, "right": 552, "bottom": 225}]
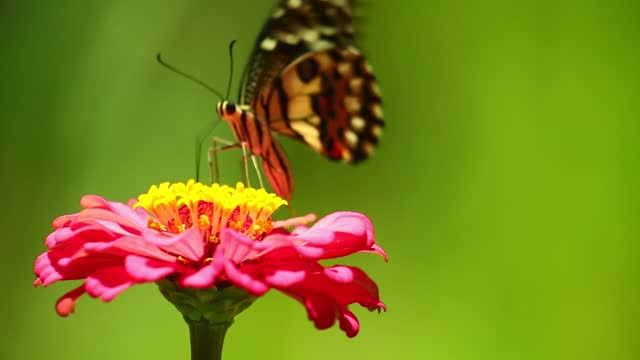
[
  {"left": 253, "top": 47, "right": 384, "bottom": 163},
  {"left": 260, "top": 136, "right": 294, "bottom": 201}
]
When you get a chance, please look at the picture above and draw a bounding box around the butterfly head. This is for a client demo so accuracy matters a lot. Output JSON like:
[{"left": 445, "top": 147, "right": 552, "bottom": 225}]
[{"left": 216, "top": 100, "right": 239, "bottom": 119}]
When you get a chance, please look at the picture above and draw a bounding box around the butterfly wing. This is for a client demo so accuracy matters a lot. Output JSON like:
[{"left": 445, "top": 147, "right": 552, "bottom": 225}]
[
  {"left": 253, "top": 47, "right": 384, "bottom": 163},
  {"left": 239, "top": 0, "right": 358, "bottom": 105}
]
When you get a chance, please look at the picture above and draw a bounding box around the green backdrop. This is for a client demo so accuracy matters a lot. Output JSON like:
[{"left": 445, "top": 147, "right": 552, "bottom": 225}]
[{"left": 3, "top": 1, "right": 638, "bottom": 359}]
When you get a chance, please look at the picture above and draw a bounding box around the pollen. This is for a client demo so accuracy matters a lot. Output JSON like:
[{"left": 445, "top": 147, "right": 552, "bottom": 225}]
[
  {"left": 177, "top": 256, "right": 190, "bottom": 267},
  {"left": 134, "top": 180, "right": 287, "bottom": 244},
  {"left": 147, "top": 218, "right": 166, "bottom": 232},
  {"left": 198, "top": 214, "right": 210, "bottom": 229}
]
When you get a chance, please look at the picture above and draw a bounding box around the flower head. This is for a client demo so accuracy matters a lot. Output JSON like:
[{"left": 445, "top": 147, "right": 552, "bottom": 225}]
[{"left": 34, "top": 180, "right": 386, "bottom": 337}]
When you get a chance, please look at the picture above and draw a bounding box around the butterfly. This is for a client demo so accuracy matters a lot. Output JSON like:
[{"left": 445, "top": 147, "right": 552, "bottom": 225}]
[{"left": 216, "top": 0, "right": 384, "bottom": 200}]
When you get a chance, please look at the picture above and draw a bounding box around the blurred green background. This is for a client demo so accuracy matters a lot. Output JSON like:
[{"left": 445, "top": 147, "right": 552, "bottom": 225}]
[{"left": 2, "top": 1, "right": 639, "bottom": 359}]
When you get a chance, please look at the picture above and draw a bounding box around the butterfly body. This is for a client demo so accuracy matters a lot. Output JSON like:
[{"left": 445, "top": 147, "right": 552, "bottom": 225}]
[{"left": 217, "top": 0, "right": 384, "bottom": 200}]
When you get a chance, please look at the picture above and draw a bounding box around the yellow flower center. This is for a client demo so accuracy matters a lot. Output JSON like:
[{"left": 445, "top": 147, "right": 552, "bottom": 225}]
[{"left": 134, "top": 180, "right": 287, "bottom": 246}]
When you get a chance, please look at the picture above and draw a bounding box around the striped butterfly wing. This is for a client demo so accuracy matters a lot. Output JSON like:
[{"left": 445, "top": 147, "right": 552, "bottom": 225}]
[{"left": 259, "top": 131, "right": 294, "bottom": 201}]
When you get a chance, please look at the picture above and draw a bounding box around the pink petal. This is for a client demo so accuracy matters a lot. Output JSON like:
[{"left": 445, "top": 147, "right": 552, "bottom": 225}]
[
  {"left": 141, "top": 228, "right": 204, "bottom": 261},
  {"left": 236, "top": 245, "right": 384, "bottom": 337},
  {"left": 180, "top": 261, "right": 223, "bottom": 288},
  {"left": 300, "top": 211, "right": 372, "bottom": 245},
  {"left": 35, "top": 251, "right": 122, "bottom": 286},
  {"left": 35, "top": 252, "right": 65, "bottom": 286},
  {"left": 298, "top": 212, "right": 379, "bottom": 259},
  {"left": 292, "top": 227, "right": 335, "bottom": 244},
  {"left": 83, "top": 235, "right": 177, "bottom": 263},
  {"left": 263, "top": 212, "right": 381, "bottom": 261},
  {"left": 55, "top": 285, "right": 87, "bottom": 316},
  {"left": 81, "top": 195, "right": 148, "bottom": 228},
  {"left": 125, "top": 255, "right": 179, "bottom": 282},
  {"left": 77, "top": 208, "right": 144, "bottom": 235},
  {"left": 363, "top": 243, "right": 389, "bottom": 261},
  {"left": 303, "top": 292, "right": 338, "bottom": 330},
  {"left": 280, "top": 287, "right": 366, "bottom": 337},
  {"left": 324, "top": 266, "right": 354, "bottom": 283},
  {"left": 79, "top": 195, "right": 110, "bottom": 209},
  {"left": 85, "top": 266, "right": 134, "bottom": 301},
  {"left": 223, "top": 261, "right": 269, "bottom": 295},
  {"left": 264, "top": 269, "right": 306, "bottom": 287},
  {"left": 51, "top": 214, "right": 78, "bottom": 229},
  {"left": 261, "top": 235, "right": 324, "bottom": 258},
  {"left": 219, "top": 229, "right": 270, "bottom": 262},
  {"left": 46, "top": 223, "right": 115, "bottom": 248},
  {"left": 338, "top": 307, "right": 360, "bottom": 338}
]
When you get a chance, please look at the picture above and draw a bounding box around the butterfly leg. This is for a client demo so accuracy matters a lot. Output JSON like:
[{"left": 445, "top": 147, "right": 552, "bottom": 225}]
[
  {"left": 250, "top": 154, "right": 265, "bottom": 189},
  {"left": 207, "top": 138, "right": 263, "bottom": 188},
  {"left": 239, "top": 141, "right": 252, "bottom": 187},
  {"left": 207, "top": 137, "right": 240, "bottom": 184},
  {"left": 237, "top": 142, "right": 268, "bottom": 188}
]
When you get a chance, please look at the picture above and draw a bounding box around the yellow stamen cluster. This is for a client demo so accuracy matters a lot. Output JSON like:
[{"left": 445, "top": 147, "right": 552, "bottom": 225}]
[{"left": 134, "top": 180, "right": 287, "bottom": 241}]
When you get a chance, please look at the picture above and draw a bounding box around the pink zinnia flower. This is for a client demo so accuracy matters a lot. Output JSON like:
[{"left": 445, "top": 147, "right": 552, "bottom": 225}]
[{"left": 34, "top": 180, "right": 386, "bottom": 337}]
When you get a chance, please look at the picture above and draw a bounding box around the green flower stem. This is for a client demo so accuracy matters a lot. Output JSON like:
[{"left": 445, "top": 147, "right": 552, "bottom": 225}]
[
  {"left": 157, "top": 279, "right": 258, "bottom": 360},
  {"left": 186, "top": 318, "right": 232, "bottom": 360}
]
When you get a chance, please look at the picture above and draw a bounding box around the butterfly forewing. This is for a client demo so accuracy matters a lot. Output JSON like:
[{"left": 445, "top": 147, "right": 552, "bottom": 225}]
[{"left": 239, "top": 0, "right": 358, "bottom": 104}]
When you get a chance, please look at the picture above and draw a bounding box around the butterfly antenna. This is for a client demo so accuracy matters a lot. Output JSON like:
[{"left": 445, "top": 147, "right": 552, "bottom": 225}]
[
  {"left": 225, "top": 40, "right": 236, "bottom": 100},
  {"left": 156, "top": 53, "right": 226, "bottom": 102}
]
